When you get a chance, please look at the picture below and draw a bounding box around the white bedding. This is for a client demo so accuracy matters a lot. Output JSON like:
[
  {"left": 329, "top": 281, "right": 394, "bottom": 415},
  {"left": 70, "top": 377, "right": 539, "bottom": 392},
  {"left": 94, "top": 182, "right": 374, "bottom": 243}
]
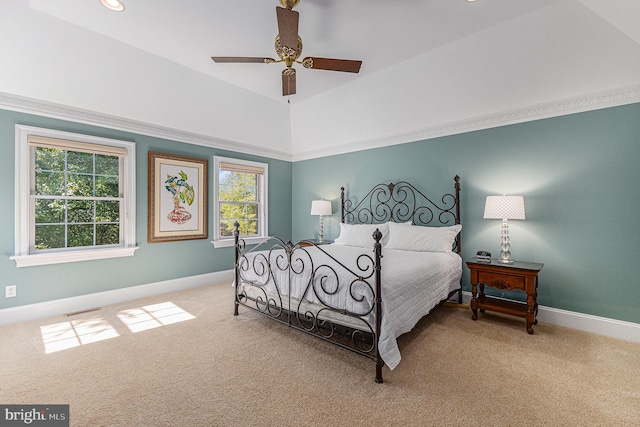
[{"left": 237, "top": 243, "right": 462, "bottom": 370}]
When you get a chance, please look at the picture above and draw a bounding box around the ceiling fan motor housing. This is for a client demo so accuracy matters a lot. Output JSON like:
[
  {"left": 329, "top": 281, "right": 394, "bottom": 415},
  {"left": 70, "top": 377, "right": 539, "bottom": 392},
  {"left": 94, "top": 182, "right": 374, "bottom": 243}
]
[
  {"left": 275, "top": 35, "right": 303, "bottom": 66},
  {"left": 279, "top": 0, "right": 299, "bottom": 9}
]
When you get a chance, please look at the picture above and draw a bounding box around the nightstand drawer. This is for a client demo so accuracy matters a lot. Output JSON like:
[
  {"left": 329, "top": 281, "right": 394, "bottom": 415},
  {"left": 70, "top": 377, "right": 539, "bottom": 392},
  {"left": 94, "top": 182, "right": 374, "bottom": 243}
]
[{"left": 477, "top": 271, "right": 525, "bottom": 291}]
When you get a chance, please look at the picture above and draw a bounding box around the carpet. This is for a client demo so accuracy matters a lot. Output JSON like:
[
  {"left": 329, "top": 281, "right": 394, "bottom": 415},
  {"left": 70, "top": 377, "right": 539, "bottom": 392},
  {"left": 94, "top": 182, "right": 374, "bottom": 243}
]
[{"left": 1, "top": 281, "right": 639, "bottom": 426}]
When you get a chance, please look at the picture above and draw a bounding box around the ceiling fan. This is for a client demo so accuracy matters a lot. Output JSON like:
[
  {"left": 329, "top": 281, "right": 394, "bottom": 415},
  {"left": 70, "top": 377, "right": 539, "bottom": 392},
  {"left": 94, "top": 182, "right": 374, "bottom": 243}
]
[{"left": 211, "top": 0, "right": 362, "bottom": 96}]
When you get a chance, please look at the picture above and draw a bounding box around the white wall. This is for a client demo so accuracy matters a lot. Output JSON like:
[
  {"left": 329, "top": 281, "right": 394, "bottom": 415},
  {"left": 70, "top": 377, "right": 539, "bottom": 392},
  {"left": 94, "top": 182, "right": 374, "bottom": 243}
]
[
  {"left": 0, "top": 1, "right": 292, "bottom": 158},
  {"left": 289, "top": 1, "right": 640, "bottom": 160},
  {"left": 3, "top": 1, "right": 640, "bottom": 162}
]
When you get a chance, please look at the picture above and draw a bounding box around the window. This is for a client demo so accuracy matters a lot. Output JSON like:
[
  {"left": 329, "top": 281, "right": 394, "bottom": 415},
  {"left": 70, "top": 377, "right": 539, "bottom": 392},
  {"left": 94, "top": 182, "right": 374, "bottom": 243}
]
[
  {"left": 12, "top": 125, "right": 137, "bottom": 267},
  {"left": 213, "top": 156, "right": 268, "bottom": 248}
]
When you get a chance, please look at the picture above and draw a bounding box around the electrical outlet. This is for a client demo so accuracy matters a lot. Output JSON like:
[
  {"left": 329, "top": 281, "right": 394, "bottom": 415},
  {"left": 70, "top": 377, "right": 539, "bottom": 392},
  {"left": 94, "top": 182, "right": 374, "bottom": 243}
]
[{"left": 5, "top": 285, "right": 16, "bottom": 298}]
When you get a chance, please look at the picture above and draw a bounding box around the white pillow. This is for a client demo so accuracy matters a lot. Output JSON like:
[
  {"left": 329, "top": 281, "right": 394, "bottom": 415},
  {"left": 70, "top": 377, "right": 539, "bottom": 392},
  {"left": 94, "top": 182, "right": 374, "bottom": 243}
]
[
  {"left": 386, "top": 222, "right": 462, "bottom": 252},
  {"left": 333, "top": 223, "right": 389, "bottom": 248},
  {"left": 381, "top": 220, "right": 412, "bottom": 245}
]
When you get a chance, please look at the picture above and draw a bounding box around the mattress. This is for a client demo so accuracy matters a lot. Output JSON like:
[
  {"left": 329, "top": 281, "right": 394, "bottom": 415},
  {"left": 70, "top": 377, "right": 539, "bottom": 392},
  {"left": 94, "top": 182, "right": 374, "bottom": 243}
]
[{"left": 237, "top": 243, "right": 462, "bottom": 370}]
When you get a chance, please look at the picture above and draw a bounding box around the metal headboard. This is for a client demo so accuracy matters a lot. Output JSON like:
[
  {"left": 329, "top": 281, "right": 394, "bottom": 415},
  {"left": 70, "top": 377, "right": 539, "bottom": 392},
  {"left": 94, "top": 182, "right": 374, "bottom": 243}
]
[{"left": 340, "top": 176, "right": 461, "bottom": 254}]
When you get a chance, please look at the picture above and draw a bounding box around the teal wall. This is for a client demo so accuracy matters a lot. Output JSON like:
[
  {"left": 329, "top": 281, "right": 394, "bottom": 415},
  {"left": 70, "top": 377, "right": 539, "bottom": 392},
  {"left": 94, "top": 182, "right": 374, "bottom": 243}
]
[
  {"left": 0, "top": 109, "right": 292, "bottom": 310},
  {"left": 292, "top": 103, "right": 640, "bottom": 324},
  {"left": 3, "top": 103, "right": 639, "bottom": 325}
]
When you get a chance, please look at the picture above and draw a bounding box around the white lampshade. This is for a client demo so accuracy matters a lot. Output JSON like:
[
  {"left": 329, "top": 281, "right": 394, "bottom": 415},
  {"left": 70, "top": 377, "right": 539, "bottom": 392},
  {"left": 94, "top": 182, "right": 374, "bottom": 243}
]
[
  {"left": 310, "top": 200, "right": 332, "bottom": 216},
  {"left": 483, "top": 195, "right": 525, "bottom": 220}
]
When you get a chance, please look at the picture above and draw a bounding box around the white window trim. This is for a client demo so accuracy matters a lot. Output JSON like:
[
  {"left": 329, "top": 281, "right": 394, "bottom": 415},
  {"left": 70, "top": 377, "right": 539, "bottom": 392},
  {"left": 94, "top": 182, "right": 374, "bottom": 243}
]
[
  {"left": 11, "top": 125, "right": 138, "bottom": 267},
  {"left": 212, "top": 156, "right": 268, "bottom": 248}
]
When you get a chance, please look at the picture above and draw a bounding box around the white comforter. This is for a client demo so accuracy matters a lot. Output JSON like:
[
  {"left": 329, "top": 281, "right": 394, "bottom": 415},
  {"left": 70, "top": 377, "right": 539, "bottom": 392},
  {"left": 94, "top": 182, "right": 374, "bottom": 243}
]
[{"left": 237, "top": 243, "right": 461, "bottom": 370}]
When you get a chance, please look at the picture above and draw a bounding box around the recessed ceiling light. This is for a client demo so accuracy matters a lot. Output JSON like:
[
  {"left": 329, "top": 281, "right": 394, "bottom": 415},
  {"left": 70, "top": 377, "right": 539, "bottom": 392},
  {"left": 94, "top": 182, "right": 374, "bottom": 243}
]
[{"left": 100, "top": 0, "right": 125, "bottom": 12}]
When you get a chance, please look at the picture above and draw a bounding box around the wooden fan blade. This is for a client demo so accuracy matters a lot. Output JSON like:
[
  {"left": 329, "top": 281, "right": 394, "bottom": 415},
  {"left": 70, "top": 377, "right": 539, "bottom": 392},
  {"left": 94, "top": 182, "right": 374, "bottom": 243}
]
[
  {"left": 276, "top": 6, "right": 299, "bottom": 50},
  {"left": 302, "top": 57, "right": 362, "bottom": 73},
  {"left": 282, "top": 68, "right": 296, "bottom": 96},
  {"left": 211, "top": 57, "right": 275, "bottom": 64}
]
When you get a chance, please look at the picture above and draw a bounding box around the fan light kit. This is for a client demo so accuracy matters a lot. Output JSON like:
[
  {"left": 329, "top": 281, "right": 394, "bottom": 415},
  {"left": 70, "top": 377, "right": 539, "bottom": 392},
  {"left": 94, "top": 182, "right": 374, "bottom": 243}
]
[{"left": 212, "top": 0, "right": 362, "bottom": 96}]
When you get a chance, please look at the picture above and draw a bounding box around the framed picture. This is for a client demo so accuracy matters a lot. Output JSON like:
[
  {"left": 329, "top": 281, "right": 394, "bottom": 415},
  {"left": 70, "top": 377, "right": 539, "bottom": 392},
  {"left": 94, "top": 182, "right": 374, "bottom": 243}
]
[{"left": 148, "top": 151, "right": 208, "bottom": 243}]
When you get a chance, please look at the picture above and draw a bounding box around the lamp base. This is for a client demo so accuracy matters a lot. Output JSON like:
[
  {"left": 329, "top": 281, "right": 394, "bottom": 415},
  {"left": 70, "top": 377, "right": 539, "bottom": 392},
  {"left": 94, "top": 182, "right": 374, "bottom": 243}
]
[
  {"left": 498, "top": 220, "right": 514, "bottom": 264},
  {"left": 317, "top": 215, "right": 324, "bottom": 244}
]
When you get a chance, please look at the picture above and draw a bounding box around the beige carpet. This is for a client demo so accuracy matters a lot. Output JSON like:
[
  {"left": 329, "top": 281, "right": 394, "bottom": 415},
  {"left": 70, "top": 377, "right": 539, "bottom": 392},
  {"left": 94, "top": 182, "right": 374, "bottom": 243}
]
[{"left": 1, "top": 281, "right": 639, "bottom": 426}]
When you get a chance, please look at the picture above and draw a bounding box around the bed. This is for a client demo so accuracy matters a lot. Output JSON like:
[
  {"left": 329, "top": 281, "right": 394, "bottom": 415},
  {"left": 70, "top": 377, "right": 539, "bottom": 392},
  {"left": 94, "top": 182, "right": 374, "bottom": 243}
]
[{"left": 233, "top": 176, "right": 462, "bottom": 383}]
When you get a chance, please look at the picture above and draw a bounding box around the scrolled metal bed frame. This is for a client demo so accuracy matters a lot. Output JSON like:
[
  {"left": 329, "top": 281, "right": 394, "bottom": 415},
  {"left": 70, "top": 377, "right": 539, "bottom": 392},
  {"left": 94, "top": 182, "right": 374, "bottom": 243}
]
[{"left": 233, "top": 176, "right": 461, "bottom": 383}]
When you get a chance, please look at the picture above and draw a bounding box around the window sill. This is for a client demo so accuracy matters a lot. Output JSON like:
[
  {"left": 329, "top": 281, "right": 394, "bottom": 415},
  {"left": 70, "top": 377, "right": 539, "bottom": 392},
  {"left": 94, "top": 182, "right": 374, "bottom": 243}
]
[
  {"left": 10, "top": 246, "right": 139, "bottom": 268},
  {"left": 211, "top": 236, "right": 269, "bottom": 248}
]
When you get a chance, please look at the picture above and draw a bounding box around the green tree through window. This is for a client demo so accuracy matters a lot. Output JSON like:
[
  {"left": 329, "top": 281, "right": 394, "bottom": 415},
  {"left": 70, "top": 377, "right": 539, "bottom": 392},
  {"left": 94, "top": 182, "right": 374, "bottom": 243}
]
[
  {"left": 218, "top": 170, "right": 259, "bottom": 237},
  {"left": 34, "top": 147, "right": 121, "bottom": 251},
  {"left": 213, "top": 156, "right": 267, "bottom": 247}
]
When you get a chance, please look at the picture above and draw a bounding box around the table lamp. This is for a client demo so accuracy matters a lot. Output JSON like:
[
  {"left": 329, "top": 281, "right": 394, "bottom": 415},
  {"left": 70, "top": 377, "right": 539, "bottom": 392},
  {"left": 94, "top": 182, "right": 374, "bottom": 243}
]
[
  {"left": 483, "top": 195, "right": 525, "bottom": 264},
  {"left": 310, "top": 200, "right": 332, "bottom": 243}
]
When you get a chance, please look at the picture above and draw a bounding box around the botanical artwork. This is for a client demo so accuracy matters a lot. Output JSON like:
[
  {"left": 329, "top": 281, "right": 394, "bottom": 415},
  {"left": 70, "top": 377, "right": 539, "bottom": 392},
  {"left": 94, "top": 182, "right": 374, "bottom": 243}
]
[
  {"left": 163, "top": 169, "right": 195, "bottom": 227},
  {"left": 148, "top": 152, "right": 208, "bottom": 242}
]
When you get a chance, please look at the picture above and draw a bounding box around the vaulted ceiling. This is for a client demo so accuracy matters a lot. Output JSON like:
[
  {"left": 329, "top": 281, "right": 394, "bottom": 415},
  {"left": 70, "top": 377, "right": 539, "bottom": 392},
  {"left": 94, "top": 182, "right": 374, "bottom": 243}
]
[{"left": 1, "top": 0, "right": 639, "bottom": 161}]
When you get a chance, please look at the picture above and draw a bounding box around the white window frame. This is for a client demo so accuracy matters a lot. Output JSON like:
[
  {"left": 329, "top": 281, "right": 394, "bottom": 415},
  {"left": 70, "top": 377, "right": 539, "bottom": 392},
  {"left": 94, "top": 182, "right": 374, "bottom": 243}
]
[
  {"left": 11, "top": 125, "right": 138, "bottom": 267},
  {"left": 212, "top": 156, "right": 268, "bottom": 248}
]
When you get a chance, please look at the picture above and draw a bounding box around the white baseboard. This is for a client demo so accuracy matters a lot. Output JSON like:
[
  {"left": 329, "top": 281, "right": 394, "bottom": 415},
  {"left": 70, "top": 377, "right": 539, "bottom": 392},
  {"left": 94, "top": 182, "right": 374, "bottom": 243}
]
[
  {"left": 460, "top": 292, "right": 640, "bottom": 344},
  {"left": 2, "top": 281, "right": 638, "bottom": 345},
  {"left": 0, "top": 270, "right": 234, "bottom": 326}
]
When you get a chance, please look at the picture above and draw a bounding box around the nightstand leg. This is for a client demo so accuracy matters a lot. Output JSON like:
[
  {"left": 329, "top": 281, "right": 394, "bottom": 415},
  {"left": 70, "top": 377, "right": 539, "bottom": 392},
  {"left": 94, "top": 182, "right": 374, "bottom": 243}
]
[
  {"left": 470, "top": 282, "right": 478, "bottom": 321},
  {"left": 533, "top": 277, "right": 539, "bottom": 325},
  {"left": 526, "top": 292, "right": 536, "bottom": 334}
]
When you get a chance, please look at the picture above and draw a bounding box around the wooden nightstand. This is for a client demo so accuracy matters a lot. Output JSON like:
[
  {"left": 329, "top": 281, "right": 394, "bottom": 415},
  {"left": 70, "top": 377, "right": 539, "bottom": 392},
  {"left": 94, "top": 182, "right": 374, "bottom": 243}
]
[
  {"left": 298, "top": 239, "right": 333, "bottom": 247},
  {"left": 466, "top": 257, "right": 543, "bottom": 334}
]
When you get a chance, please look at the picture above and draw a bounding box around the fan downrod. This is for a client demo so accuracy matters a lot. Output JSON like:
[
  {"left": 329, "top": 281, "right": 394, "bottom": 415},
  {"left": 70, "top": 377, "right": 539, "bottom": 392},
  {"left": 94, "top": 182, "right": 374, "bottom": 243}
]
[{"left": 279, "top": 0, "right": 299, "bottom": 9}]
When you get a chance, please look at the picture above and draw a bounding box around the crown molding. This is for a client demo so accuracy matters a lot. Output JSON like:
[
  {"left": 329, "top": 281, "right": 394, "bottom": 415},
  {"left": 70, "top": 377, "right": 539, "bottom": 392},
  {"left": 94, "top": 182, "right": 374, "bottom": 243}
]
[
  {"left": 3, "top": 85, "right": 639, "bottom": 164},
  {"left": 291, "top": 84, "right": 640, "bottom": 161},
  {"left": 0, "top": 92, "right": 292, "bottom": 162}
]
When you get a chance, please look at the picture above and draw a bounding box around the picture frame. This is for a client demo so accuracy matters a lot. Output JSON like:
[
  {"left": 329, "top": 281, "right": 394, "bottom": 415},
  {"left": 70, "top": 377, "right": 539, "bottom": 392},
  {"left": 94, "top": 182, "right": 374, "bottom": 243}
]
[{"left": 148, "top": 151, "right": 208, "bottom": 243}]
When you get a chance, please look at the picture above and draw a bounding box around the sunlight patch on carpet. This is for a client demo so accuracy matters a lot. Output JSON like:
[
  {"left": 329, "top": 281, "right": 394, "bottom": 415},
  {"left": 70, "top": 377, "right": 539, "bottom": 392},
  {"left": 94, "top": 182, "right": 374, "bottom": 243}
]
[
  {"left": 117, "top": 302, "right": 195, "bottom": 333},
  {"left": 39, "top": 302, "right": 195, "bottom": 353},
  {"left": 40, "top": 318, "right": 119, "bottom": 353}
]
